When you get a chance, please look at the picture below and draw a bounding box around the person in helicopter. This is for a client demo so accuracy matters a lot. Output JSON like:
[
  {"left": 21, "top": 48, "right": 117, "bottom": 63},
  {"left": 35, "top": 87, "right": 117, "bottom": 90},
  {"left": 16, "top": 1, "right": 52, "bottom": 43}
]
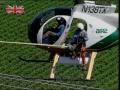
[
  {"left": 68, "top": 23, "right": 88, "bottom": 70},
  {"left": 42, "top": 17, "right": 66, "bottom": 44}
]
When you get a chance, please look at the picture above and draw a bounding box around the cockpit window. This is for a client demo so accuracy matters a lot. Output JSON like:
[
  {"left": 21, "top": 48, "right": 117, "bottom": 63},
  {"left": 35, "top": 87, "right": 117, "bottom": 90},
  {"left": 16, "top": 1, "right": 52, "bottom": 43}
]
[
  {"left": 42, "top": 17, "right": 66, "bottom": 44},
  {"left": 66, "top": 18, "right": 87, "bottom": 43}
]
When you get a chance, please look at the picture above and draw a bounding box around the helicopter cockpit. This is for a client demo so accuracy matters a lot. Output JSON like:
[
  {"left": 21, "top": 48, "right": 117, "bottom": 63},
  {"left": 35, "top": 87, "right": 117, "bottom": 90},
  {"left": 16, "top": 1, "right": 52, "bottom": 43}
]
[
  {"left": 40, "top": 17, "right": 66, "bottom": 44},
  {"left": 28, "top": 8, "right": 71, "bottom": 45}
]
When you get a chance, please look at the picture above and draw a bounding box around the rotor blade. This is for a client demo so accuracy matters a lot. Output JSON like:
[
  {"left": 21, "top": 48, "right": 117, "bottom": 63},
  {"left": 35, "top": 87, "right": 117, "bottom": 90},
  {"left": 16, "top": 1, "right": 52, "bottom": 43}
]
[
  {"left": 0, "top": 41, "right": 68, "bottom": 49},
  {"left": 0, "top": 40, "right": 96, "bottom": 52}
]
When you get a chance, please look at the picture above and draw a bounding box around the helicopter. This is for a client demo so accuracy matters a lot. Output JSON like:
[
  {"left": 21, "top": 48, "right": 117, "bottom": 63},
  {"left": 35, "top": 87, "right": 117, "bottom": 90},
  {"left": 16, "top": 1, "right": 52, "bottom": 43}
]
[
  {"left": 0, "top": 0, "right": 118, "bottom": 80},
  {"left": 27, "top": 0, "right": 118, "bottom": 80}
]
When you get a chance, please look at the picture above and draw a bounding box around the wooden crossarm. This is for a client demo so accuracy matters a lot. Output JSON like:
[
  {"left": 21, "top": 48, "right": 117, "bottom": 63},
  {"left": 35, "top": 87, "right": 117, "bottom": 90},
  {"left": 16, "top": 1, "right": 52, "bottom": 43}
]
[
  {"left": 86, "top": 52, "right": 97, "bottom": 80},
  {"left": 49, "top": 53, "right": 59, "bottom": 79}
]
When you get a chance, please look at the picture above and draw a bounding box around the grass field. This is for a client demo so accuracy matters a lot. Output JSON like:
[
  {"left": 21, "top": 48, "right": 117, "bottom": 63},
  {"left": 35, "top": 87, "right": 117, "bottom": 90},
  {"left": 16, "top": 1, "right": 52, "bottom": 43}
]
[{"left": 0, "top": 0, "right": 119, "bottom": 90}]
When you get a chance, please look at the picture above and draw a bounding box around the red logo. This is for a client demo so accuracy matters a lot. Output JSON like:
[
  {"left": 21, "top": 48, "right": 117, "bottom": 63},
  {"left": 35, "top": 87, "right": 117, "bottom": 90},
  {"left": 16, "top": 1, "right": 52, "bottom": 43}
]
[{"left": 6, "top": 5, "right": 24, "bottom": 14}]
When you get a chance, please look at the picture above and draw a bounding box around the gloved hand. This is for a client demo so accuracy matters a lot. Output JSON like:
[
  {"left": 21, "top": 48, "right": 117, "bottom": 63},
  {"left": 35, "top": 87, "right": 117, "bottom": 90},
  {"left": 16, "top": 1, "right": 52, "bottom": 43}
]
[
  {"left": 81, "top": 46, "right": 86, "bottom": 52},
  {"left": 67, "top": 44, "right": 76, "bottom": 51}
]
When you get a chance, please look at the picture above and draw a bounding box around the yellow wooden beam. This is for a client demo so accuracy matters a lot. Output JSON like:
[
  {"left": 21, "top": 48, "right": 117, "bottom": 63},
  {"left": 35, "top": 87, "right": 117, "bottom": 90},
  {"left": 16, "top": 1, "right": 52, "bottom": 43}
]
[
  {"left": 86, "top": 52, "right": 97, "bottom": 80},
  {"left": 50, "top": 53, "right": 59, "bottom": 79}
]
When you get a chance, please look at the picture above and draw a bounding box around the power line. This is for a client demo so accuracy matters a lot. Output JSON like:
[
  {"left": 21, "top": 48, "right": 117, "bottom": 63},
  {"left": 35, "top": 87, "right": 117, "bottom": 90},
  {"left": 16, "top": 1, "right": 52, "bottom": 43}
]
[
  {"left": 0, "top": 75, "right": 83, "bottom": 90},
  {"left": 0, "top": 73, "right": 108, "bottom": 90},
  {"left": 0, "top": 83, "right": 33, "bottom": 90}
]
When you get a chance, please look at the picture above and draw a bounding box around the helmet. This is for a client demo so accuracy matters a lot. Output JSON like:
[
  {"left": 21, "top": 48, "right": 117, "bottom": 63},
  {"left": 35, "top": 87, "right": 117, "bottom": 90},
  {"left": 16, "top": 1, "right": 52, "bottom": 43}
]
[
  {"left": 77, "top": 23, "right": 84, "bottom": 30},
  {"left": 56, "top": 17, "right": 62, "bottom": 21},
  {"left": 56, "top": 17, "right": 66, "bottom": 25}
]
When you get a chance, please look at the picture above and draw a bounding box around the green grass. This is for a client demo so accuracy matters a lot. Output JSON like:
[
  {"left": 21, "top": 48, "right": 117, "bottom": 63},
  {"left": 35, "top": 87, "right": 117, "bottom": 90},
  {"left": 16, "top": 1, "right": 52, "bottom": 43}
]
[{"left": 0, "top": 0, "right": 119, "bottom": 90}]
